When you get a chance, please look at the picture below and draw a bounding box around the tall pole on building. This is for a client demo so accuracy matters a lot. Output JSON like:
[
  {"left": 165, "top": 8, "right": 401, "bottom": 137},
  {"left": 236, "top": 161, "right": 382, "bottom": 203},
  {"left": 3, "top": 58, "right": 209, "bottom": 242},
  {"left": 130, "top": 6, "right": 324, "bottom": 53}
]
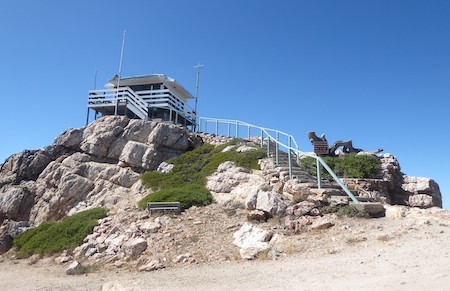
[
  {"left": 93, "top": 68, "right": 98, "bottom": 90},
  {"left": 86, "top": 68, "right": 98, "bottom": 126},
  {"left": 194, "top": 62, "right": 204, "bottom": 130},
  {"left": 115, "top": 31, "right": 126, "bottom": 115}
]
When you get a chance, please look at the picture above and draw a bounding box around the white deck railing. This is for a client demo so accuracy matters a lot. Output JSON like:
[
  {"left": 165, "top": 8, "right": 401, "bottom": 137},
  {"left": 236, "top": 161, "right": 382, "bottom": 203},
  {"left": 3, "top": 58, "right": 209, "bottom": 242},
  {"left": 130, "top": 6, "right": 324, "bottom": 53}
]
[{"left": 88, "top": 87, "right": 196, "bottom": 124}]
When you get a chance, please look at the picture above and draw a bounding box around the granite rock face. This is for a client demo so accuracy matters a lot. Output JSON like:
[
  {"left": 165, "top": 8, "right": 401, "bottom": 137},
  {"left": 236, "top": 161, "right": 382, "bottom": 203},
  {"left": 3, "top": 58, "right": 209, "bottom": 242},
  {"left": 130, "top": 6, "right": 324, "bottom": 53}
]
[
  {"left": 284, "top": 153, "right": 443, "bottom": 209},
  {"left": 0, "top": 116, "right": 201, "bottom": 246},
  {"left": 346, "top": 153, "right": 442, "bottom": 208}
]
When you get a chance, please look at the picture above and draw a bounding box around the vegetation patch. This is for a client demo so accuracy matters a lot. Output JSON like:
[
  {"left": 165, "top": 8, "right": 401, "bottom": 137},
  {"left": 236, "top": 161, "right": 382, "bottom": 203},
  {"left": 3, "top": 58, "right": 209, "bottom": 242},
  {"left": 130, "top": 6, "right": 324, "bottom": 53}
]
[
  {"left": 321, "top": 204, "right": 370, "bottom": 218},
  {"left": 13, "top": 208, "right": 108, "bottom": 258},
  {"left": 300, "top": 153, "right": 381, "bottom": 179},
  {"left": 139, "top": 140, "right": 266, "bottom": 210},
  {"left": 72, "top": 263, "right": 99, "bottom": 275},
  {"left": 140, "top": 183, "right": 212, "bottom": 209}
]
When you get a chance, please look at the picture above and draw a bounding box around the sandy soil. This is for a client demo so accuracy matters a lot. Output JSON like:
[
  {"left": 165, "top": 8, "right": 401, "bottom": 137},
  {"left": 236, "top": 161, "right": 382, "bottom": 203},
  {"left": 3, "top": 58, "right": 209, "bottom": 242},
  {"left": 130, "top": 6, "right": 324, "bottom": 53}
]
[{"left": 1, "top": 214, "right": 449, "bottom": 291}]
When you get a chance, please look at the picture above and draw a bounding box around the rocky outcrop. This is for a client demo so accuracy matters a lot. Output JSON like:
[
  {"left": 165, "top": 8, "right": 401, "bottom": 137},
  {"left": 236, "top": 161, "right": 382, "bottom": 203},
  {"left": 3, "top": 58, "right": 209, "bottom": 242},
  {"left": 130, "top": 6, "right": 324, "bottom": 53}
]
[
  {"left": 274, "top": 153, "right": 442, "bottom": 209},
  {"left": 0, "top": 116, "right": 201, "bottom": 253},
  {"left": 342, "top": 153, "right": 442, "bottom": 208}
]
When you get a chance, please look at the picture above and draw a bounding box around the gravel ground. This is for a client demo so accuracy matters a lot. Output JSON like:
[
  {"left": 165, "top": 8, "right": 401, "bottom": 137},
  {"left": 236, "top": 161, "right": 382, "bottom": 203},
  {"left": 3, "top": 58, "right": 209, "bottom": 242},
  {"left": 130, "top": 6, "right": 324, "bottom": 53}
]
[{"left": 1, "top": 210, "right": 449, "bottom": 291}]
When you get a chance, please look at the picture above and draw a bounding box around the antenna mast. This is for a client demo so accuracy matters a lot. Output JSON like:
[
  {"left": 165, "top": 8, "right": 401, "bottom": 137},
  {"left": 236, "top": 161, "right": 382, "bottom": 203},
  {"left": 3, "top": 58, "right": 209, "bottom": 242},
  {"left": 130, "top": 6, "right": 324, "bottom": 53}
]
[
  {"left": 194, "top": 62, "right": 204, "bottom": 116},
  {"left": 115, "top": 31, "right": 126, "bottom": 115},
  {"left": 93, "top": 68, "right": 98, "bottom": 90}
]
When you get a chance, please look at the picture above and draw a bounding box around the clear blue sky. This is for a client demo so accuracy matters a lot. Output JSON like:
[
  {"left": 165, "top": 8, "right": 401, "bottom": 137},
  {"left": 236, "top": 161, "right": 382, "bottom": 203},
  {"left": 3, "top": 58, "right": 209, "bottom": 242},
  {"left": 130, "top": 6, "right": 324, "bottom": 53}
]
[{"left": 1, "top": 1, "right": 449, "bottom": 208}]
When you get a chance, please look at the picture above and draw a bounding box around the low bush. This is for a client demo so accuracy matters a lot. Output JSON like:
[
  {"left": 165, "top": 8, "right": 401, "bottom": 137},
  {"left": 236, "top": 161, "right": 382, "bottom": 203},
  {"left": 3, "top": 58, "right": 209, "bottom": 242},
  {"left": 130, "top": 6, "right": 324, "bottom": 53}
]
[
  {"left": 300, "top": 153, "right": 381, "bottom": 179},
  {"left": 320, "top": 204, "right": 370, "bottom": 218},
  {"left": 13, "top": 208, "right": 108, "bottom": 258},
  {"left": 139, "top": 140, "right": 266, "bottom": 210},
  {"left": 138, "top": 183, "right": 213, "bottom": 209}
]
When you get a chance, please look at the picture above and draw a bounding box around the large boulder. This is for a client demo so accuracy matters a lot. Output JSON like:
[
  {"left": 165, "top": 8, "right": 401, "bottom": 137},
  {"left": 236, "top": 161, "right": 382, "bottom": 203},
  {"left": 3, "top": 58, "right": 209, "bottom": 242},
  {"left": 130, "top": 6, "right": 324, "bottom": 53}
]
[
  {"left": 402, "top": 176, "right": 440, "bottom": 194},
  {"left": 123, "top": 237, "right": 148, "bottom": 260},
  {"left": 0, "top": 182, "right": 35, "bottom": 223},
  {"left": 233, "top": 223, "right": 274, "bottom": 260},
  {"left": 206, "top": 161, "right": 266, "bottom": 205},
  {"left": 245, "top": 188, "right": 287, "bottom": 217}
]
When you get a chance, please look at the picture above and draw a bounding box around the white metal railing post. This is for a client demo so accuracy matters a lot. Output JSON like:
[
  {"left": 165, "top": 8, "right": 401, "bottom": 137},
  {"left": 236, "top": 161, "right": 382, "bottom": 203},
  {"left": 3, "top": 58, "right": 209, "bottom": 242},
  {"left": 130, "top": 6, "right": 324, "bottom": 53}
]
[
  {"left": 227, "top": 122, "right": 231, "bottom": 137},
  {"left": 260, "top": 130, "right": 264, "bottom": 148},
  {"left": 216, "top": 120, "right": 219, "bottom": 136},
  {"left": 316, "top": 158, "right": 322, "bottom": 189},
  {"left": 235, "top": 121, "right": 239, "bottom": 138},
  {"left": 247, "top": 125, "right": 251, "bottom": 140},
  {"left": 318, "top": 157, "right": 360, "bottom": 203},
  {"left": 288, "top": 136, "right": 292, "bottom": 179},
  {"left": 267, "top": 136, "right": 270, "bottom": 157},
  {"left": 275, "top": 132, "right": 279, "bottom": 165}
]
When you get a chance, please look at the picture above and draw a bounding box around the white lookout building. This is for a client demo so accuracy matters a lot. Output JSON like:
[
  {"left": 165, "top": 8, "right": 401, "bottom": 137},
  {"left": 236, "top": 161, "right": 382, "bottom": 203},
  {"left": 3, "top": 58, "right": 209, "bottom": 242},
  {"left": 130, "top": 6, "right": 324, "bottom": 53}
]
[{"left": 87, "top": 74, "right": 196, "bottom": 127}]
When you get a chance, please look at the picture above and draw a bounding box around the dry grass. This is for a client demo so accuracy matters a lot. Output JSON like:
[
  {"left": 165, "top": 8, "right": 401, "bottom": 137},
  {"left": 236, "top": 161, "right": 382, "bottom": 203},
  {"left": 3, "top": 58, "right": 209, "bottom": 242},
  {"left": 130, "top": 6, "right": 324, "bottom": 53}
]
[
  {"left": 376, "top": 234, "right": 391, "bottom": 242},
  {"left": 345, "top": 236, "right": 367, "bottom": 244}
]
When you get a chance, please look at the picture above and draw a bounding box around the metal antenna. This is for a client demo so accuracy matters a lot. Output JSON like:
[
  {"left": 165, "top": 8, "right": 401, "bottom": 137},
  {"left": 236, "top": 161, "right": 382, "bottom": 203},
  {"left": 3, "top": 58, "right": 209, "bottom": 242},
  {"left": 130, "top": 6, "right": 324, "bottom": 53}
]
[
  {"left": 93, "top": 68, "right": 98, "bottom": 90},
  {"left": 194, "top": 62, "right": 204, "bottom": 116},
  {"left": 115, "top": 31, "right": 126, "bottom": 115}
]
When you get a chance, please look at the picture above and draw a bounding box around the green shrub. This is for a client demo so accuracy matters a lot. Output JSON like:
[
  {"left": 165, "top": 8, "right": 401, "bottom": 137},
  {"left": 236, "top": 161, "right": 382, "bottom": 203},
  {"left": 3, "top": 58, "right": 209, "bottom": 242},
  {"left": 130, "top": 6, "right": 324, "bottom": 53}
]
[
  {"left": 139, "top": 141, "right": 267, "bottom": 210},
  {"left": 300, "top": 154, "right": 380, "bottom": 179},
  {"left": 333, "top": 153, "right": 381, "bottom": 178},
  {"left": 320, "top": 205, "right": 370, "bottom": 218},
  {"left": 13, "top": 208, "right": 108, "bottom": 258},
  {"left": 138, "top": 183, "right": 213, "bottom": 209}
]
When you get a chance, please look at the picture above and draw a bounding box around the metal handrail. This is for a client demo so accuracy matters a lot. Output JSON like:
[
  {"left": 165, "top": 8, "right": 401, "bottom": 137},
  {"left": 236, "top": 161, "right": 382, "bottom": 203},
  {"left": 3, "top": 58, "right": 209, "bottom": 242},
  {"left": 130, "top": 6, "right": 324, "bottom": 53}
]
[{"left": 196, "top": 117, "right": 359, "bottom": 203}]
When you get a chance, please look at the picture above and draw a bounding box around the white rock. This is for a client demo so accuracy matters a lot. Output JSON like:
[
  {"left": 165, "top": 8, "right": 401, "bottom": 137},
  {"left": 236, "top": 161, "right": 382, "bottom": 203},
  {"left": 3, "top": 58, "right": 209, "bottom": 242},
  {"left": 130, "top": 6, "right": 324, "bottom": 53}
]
[
  {"left": 221, "top": 145, "right": 235, "bottom": 153},
  {"left": 408, "top": 194, "right": 434, "bottom": 208},
  {"left": 384, "top": 205, "right": 407, "bottom": 219},
  {"left": 310, "top": 216, "right": 336, "bottom": 230},
  {"left": 100, "top": 281, "right": 125, "bottom": 291},
  {"left": 85, "top": 247, "right": 98, "bottom": 257},
  {"left": 139, "top": 259, "right": 164, "bottom": 272},
  {"left": 233, "top": 223, "right": 273, "bottom": 260},
  {"left": 123, "top": 237, "right": 148, "bottom": 259},
  {"left": 236, "top": 145, "right": 256, "bottom": 153},
  {"left": 139, "top": 221, "right": 161, "bottom": 233},
  {"left": 157, "top": 162, "right": 174, "bottom": 173},
  {"left": 245, "top": 189, "right": 287, "bottom": 216},
  {"left": 65, "top": 261, "right": 81, "bottom": 275},
  {"left": 155, "top": 216, "right": 171, "bottom": 226}
]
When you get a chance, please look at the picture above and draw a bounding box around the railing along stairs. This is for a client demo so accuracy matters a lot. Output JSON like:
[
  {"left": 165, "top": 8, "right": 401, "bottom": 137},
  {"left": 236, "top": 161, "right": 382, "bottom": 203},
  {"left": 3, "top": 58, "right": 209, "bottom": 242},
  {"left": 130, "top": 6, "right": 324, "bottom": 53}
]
[{"left": 196, "top": 117, "right": 360, "bottom": 204}]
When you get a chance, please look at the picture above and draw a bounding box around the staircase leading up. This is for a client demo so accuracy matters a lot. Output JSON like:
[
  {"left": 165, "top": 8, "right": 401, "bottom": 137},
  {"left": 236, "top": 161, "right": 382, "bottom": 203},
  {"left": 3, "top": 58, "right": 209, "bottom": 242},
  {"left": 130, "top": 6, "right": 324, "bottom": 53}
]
[{"left": 196, "top": 117, "right": 383, "bottom": 206}]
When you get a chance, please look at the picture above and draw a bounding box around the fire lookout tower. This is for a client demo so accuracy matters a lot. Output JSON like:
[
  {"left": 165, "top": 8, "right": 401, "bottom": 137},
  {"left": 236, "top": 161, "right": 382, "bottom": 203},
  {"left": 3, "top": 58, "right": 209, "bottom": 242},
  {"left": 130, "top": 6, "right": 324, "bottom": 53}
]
[{"left": 87, "top": 74, "right": 196, "bottom": 128}]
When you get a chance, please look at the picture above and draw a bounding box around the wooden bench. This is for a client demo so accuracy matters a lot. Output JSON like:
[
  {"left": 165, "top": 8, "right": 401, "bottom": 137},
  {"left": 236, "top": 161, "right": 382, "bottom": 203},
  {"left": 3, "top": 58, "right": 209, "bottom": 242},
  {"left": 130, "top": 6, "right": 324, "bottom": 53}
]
[{"left": 147, "top": 202, "right": 181, "bottom": 215}]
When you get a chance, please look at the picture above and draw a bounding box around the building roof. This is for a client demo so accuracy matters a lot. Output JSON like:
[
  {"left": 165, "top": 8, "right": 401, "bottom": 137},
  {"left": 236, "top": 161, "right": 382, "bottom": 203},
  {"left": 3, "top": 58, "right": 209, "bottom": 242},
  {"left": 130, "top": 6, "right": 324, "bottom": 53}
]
[{"left": 106, "top": 74, "right": 194, "bottom": 100}]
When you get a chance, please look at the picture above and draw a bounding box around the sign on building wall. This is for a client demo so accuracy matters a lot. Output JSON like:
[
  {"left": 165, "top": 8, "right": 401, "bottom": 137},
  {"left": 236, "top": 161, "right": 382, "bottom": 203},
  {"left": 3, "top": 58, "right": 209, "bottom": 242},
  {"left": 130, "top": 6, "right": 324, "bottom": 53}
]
[{"left": 313, "top": 140, "right": 329, "bottom": 155}]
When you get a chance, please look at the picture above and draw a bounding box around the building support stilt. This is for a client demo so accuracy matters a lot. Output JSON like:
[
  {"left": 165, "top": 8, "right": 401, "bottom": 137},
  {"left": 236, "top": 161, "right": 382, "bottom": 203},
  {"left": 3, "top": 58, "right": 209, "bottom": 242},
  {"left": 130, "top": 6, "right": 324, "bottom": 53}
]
[{"left": 85, "top": 108, "right": 90, "bottom": 126}]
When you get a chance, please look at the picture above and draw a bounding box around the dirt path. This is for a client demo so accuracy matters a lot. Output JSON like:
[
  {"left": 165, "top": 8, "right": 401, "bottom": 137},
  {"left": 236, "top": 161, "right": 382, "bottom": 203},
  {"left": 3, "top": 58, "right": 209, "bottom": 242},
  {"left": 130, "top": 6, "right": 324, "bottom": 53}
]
[{"left": 1, "top": 216, "right": 449, "bottom": 291}]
